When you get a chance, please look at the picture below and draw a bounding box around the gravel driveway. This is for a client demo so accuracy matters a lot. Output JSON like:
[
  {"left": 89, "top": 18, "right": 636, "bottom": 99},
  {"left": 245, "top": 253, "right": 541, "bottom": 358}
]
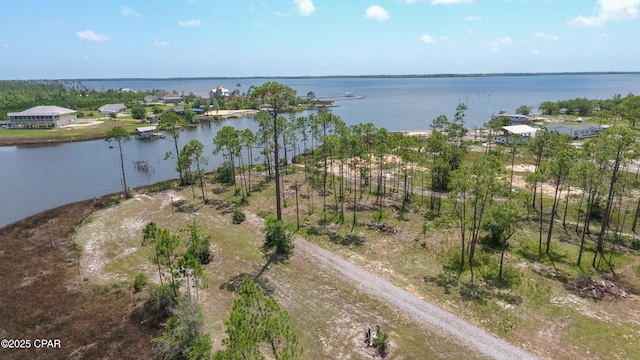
[{"left": 294, "top": 237, "right": 540, "bottom": 360}]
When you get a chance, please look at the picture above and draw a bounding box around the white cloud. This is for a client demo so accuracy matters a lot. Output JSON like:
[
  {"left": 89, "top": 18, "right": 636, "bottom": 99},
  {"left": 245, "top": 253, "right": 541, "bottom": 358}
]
[
  {"left": 570, "top": 0, "right": 639, "bottom": 27},
  {"left": 294, "top": 0, "right": 316, "bottom": 16},
  {"left": 76, "top": 30, "right": 109, "bottom": 42},
  {"left": 0, "top": 43, "right": 10, "bottom": 49},
  {"left": 154, "top": 39, "right": 170, "bottom": 46},
  {"left": 178, "top": 19, "right": 202, "bottom": 27},
  {"left": 489, "top": 37, "right": 513, "bottom": 51},
  {"left": 121, "top": 6, "right": 140, "bottom": 18},
  {"left": 365, "top": 5, "right": 390, "bottom": 21},
  {"left": 534, "top": 31, "right": 561, "bottom": 40},
  {"left": 275, "top": 11, "right": 291, "bottom": 17},
  {"left": 406, "top": 0, "right": 473, "bottom": 4},
  {"left": 420, "top": 34, "right": 437, "bottom": 44},
  {"left": 532, "top": 49, "right": 539, "bottom": 54},
  {"left": 464, "top": 15, "right": 482, "bottom": 21}
]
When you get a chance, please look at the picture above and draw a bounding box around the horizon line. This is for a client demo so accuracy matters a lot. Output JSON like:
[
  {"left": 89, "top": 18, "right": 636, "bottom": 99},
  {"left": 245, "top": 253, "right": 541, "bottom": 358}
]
[{"left": 4, "top": 71, "right": 639, "bottom": 82}]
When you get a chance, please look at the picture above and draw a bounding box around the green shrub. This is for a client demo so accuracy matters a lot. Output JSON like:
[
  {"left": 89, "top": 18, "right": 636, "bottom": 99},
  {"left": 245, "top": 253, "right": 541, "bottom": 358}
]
[
  {"left": 263, "top": 216, "right": 294, "bottom": 257},
  {"left": 232, "top": 208, "right": 246, "bottom": 224},
  {"left": 132, "top": 273, "right": 148, "bottom": 293},
  {"left": 145, "top": 284, "right": 176, "bottom": 327},
  {"left": 157, "top": 181, "right": 172, "bottom": 191},
  {"left": 373, "top": 331, "right": 389, "bottom": 356},
  {"left": 215, "top": 164, "right": 234, "bottom": 184},
  {"left": 257, "top": 210, "right": 271, "bottom": 219}
]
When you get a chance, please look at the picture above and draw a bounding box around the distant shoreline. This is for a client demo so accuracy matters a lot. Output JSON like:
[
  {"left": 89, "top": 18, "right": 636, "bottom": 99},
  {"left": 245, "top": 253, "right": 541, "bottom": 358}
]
[{"left": 10, "top": 71, "right": 639, "bottom": 83}]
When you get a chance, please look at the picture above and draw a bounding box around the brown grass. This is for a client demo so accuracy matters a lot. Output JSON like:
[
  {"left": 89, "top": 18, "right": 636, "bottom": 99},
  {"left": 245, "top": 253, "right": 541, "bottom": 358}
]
[{"left": 0, "top": 198, "right": 160, "bottom": 360}]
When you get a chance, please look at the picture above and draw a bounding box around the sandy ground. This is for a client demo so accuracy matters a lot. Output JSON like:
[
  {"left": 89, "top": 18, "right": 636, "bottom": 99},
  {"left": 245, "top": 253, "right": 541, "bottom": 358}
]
[
  {"left": 204, "top": 109, "right": 259, "bottom": 118},
  {"left": 59, "top": 120, "right": 105, "bottom": 128}
]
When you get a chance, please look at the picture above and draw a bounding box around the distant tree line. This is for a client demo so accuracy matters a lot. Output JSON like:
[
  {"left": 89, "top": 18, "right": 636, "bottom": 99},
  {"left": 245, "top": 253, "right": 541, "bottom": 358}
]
[
  {"left": 0, "top": 80, "right": 150, "bottom": 119},
  {"left": 537, "top": 93, "right": 640, "bottom": 125}
]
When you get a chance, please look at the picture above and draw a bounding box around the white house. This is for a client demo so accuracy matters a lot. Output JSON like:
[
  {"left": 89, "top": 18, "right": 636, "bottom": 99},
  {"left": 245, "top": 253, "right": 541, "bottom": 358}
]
[
  {"left": 491, "top": 112, "right": 530, "bottom": 124},
  {"left": 494, "top": 125, "right": 538, "bottom": 144},
  {"left": 546, "top": 123, "right": 603, "bottom": 140},
  {"left": 209, "top": 85, "right": 230, "bottom": 98},
  {"left": 8, "top": 105, "right": 77, "bottom": 128}
]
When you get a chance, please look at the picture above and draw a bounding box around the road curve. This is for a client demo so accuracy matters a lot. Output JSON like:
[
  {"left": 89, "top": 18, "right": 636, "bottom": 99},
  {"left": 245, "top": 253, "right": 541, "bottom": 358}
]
[{"left": 294, "top": 237, "right": 539, "bottom": 360}]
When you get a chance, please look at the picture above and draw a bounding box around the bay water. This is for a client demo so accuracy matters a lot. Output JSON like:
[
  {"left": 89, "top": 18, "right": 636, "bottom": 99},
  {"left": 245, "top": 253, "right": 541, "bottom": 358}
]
[{"left": 1, "top": 74, "right": 639, "bottom": 227}]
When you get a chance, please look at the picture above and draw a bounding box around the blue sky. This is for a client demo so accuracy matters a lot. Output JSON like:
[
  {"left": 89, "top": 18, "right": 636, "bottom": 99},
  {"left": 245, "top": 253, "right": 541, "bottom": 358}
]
[{"left": 0, "top": 0, "right": 638, "bottom": 79}]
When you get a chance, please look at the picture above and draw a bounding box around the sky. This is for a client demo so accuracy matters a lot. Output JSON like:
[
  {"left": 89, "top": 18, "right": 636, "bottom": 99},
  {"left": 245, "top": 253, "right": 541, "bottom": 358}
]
[{"left": 0, "top": 0, "right": 638, "bottom": 79}]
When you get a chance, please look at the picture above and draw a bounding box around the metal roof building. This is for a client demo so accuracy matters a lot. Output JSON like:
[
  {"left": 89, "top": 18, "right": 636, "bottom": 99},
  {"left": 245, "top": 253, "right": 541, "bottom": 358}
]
[
  {"left": 8, "top": 106, "right": 77, "bottom": 128},
  {"left": 98, "top": 103, "right": 126, "bottom": 115}
]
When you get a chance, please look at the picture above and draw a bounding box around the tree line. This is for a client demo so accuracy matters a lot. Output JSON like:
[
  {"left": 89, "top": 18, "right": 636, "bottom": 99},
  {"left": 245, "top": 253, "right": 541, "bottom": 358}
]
[
  {"left": 537, "top": 93, "right": 640, "bottom": 126},
  {"left": 0, "top": 80, "right": 152, "bottom": 119}
]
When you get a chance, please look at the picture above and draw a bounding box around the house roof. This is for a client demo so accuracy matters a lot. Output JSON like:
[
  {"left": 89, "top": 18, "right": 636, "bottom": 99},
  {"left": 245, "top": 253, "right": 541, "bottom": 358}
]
[
  {"left": 502, "top": 125, "right": 537, "bottom": 134},
  {"left": 154, "top": 91, "right": 180, "bottom": 98},
  {"left": 98, "top": 103, "right": 126, "bottom": 111},
  {"left": 546, "top": 123, "right": 601, "bottom": 131},
  {"left": 9, "top": 105, "right": 76, "bottom": 116},
  {"left": 135, "top": 125, "right": 157, "bottom": 133}
]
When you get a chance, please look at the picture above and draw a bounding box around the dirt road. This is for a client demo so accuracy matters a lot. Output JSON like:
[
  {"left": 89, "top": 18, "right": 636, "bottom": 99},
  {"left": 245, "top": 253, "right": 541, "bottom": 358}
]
[{"left": 293, "top": 237, "right": 540, "bottom": 360}]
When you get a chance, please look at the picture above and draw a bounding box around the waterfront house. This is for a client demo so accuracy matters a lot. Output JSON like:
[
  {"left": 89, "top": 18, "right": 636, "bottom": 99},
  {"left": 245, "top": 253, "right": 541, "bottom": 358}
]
[
  {"left": 546, "top": 123, "right": 603, "bottom": 140},
  {"left": 154, "top": 92, "right": 182, "bottom": 103},
  {"left": 170, "top": 106, "right": 185, "bottom": 116},
  {"left": 493, "top": 124, "right": 538, "bottom": 144},
  {"left": 98, "top": 103, "right": 126, "bottom": 115},
  {"left": 491, "top": 112, "right": 530, "bottom": 125},
  {"left": 144, "top": 95, "right": 158, "bottom": 103},
  {"left": 8, "top": 105, "right": 77, "bottom": 128},
  {"left": 209, "top": 85, "right": 230, "bottom": 99}
]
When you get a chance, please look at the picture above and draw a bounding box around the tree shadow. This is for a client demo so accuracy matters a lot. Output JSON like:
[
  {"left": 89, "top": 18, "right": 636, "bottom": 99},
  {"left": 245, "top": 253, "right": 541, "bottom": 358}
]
[
  {"left": 423, "top": 272, "right": 459, "bottom": 295},
  {"left": 517, "top": 246, "right": 540, "bottom": 263},
  {"left": 458, "top": 282, "right": 491, "bottom": 304},
  {"left": 328, "top": 233, "right": 364, "bottom": 246},
  {"left": 423, "top": 258, "right": 463, "bottom": 295},
  {"left": 219, "top": 272, "right": 275, "bottom": 296}
]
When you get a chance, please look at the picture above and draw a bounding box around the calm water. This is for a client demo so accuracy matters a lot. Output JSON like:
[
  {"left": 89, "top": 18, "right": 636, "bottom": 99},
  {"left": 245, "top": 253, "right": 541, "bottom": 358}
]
[
  {"left": 2, "top": 74, "right": 639, "bottom": 227},
  {"left": 82, "top": 74, "right": 640, "bottom": 131}
]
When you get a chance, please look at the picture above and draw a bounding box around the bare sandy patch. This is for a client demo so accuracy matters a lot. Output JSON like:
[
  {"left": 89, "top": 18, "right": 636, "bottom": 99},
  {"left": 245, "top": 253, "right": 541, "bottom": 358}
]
[{"left": 59, "top": 120, "right": 104, "bottom": 128}]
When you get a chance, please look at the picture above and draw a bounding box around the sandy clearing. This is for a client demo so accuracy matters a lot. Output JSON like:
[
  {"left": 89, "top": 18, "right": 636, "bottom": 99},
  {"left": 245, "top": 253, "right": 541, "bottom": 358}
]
[
  {"left": 245, "top": 213, "right": 537, "bottom": 359},
  {"left": 293, "top": 237, "right": 539, "bottom": 360}
]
